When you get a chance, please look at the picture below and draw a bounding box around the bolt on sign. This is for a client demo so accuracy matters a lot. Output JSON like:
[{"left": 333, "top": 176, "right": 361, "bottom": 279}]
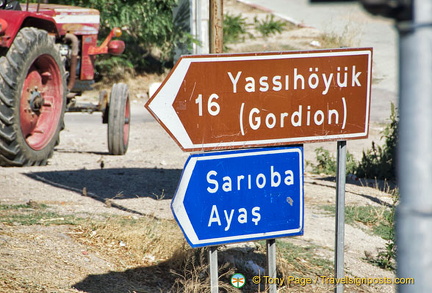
[{"left": 145, "top": 48, "right": 373, "bottom": 152}]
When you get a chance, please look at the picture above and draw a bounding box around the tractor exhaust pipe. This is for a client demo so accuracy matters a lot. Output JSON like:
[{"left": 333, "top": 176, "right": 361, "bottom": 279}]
[
  {"left": 26, "top": 1, "right": 46, "bottom": 13},
  {"left": 64, "top": 33, "right": 79, "bottom": 91},
  {"left": 26, "top": 0, "right": 40, "bottom": 12}
]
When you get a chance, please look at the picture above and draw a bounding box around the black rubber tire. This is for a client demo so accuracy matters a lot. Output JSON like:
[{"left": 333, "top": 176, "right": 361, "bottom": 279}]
[
  {"left": 107, "top": 83, "right": 130, "bottom": 155},
  {"left": 0, "top": 28, "right": 66, "bottom": 166}
]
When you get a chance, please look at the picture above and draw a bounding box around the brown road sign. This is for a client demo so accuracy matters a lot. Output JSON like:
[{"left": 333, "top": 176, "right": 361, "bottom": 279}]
[{"left": 145, "top": 48, "right": 373, "bottom": 152}]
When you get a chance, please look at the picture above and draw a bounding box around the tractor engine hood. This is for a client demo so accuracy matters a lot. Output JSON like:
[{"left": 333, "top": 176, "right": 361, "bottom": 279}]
[{"left": 27, "top": 4, "right": 100, "bottom": 35}]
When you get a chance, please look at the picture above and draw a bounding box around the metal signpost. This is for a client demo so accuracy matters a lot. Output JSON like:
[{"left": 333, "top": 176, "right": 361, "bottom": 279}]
[
  {"left": 171, "top": 147, "right": 304, "bottom": 248},
  {"left": 335, "top": 140, "right": 347, "bottom": 293}
]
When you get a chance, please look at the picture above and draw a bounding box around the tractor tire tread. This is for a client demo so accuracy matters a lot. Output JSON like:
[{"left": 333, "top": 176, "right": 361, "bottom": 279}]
[{"left": 0, "top": 27, "right": 66, "bottom": 167}]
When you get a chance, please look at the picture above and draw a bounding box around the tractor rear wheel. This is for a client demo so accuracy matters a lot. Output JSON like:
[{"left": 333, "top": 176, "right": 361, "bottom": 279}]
[
  {"left": 107, "top": 83, "right": 130, "bottom": 155},
  {"left": 0, "top": 28, "right": 66, "bottom": 166}
]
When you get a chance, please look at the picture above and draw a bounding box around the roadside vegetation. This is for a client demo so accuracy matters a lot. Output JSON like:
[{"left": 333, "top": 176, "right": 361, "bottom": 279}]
[
  {"left": 320, "top": 199, "right": 397, "bottom": 271},
  {"left": 309, "top": 104, "right": 399, "bottom": 271},
  {"left": 309, "top": 103, "right": 398, "bottom": 181},
  {"left": 0, "top": 202, "right": 79, "bottom": 226},
  {"left": 223, "top": 13, "right": 288, "bottom": 48}
]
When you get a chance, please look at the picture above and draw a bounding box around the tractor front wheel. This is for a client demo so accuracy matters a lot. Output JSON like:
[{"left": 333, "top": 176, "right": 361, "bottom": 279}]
[
  {"left": 107, "top": 83, "right": 130, "bottom": 155},
  {"left": 0, "top": 28, "right": 66, "bottom": 166}
]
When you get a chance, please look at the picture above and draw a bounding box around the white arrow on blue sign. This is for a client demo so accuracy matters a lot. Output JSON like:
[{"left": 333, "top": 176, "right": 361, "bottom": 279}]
[{"left": 172, "top": 146, "right": 304, "bottom": 248}]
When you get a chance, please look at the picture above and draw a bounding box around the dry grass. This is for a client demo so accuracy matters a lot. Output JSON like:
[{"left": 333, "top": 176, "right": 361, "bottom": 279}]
[
  {"left": 315, "top": 22, "right": 362, "bottom": 49},
  {"left": 0, "top": 205, "right": 375, "bottom": 293},
  {"left": 73, "top": 215, "right": 183, "bottom": 267},
  {"left": 67, "top": 215, "right": 342, "bottom": 292},
  {"left": 64, "top": 216, "right": 238, "bottom": 292}
]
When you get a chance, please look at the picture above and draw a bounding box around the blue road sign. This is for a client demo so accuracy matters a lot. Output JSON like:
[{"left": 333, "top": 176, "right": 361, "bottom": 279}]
[{"left": 172, "top": 146, "right": 304, "bottom": 248}]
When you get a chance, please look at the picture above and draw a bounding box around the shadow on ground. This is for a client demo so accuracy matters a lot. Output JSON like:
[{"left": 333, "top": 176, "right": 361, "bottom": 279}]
[
  {"left": 73, "top": 262, "right": 174, "bottom": 293},
  {"left": 25, "top": 167, "right": 182, "bottom": 201},
  {"left": 314, "top": 176, "right": 396, "bottom": 207}
]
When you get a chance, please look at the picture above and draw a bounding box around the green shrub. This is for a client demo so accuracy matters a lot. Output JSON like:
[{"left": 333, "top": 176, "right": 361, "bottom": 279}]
[
  {"left": 355, "top": 103, "right": 398, "bottom": 180},
  {"left": 310, "top": 147, "right": 357, "bottom": 176},
  {"left": 223, "top": 13, "right": 286, "bottom": 50},
  {"left": 253, "top": 15, "right": 286, "bottom": 38},
  {"left": 223, "top": 13, "right": 250, "bottom": 44},
  {"left": 94, "top": 56, "right": 134, "bottom": 81},
  {"left": 368, "top": 191, "right": 398, "bottom": 271},
  {"left": 310, "top": 103, "right": 398, "bottom": 181}
]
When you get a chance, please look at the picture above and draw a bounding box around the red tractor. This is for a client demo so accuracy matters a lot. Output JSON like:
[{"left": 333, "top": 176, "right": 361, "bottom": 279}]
[{"left": 0, "top": 0, "right": 130, "bottom": 167}]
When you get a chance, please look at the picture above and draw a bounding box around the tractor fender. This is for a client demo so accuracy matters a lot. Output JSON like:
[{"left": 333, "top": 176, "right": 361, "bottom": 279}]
[{"left": 0, "top": 11, "right": 58, "bottom": 48}]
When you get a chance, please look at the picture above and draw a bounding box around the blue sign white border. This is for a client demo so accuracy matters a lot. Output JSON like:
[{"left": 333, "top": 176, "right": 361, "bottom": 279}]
[{"left": 171, "top": 147, "right": 304, "bottom": 248}]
